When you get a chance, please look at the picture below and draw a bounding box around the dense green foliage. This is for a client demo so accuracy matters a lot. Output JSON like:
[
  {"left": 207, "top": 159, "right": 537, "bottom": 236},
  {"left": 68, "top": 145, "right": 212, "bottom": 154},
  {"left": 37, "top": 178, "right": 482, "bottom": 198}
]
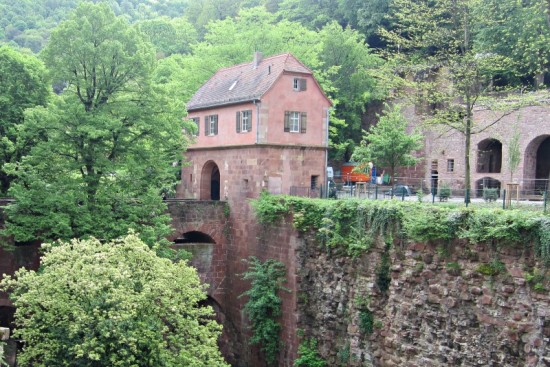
[
  {"left": 294, "top": 339, "right": 326, "bottom": 367},
  {"left": 351, "top": 104, "right": 423, "bottom": 187},
  {"left": 3, "top": 3, "right": 191, "bottom": 248},
  {"left": 0, "top": 46, "right": 50, "bottom": 195},
  {"left": 252, "top": 193, "right": 550, "bottom": 264},
  {"left": 1, "top": 0, "right": 547, "bottom": 170},
  {"left": 379, "top": 0, "right": 549, "bottom": 199},
  {"left": 240, "top": 257, "right": 288, "bottom": 366},
  {"left": 0, "top": 234, "right": 228, "bottom": 366}
]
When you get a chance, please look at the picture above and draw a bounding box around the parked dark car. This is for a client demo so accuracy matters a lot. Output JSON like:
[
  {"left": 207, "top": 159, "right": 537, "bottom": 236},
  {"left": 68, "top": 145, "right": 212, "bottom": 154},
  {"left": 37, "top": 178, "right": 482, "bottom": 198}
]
[{"left": 384, "top": 185, "right": 412, "bottom": 197}]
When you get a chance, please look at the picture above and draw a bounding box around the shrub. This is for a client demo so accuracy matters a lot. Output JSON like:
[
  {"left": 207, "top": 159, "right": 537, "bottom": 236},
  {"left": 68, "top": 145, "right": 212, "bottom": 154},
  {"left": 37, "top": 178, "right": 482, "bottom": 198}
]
[
  {"left": 294, "top": 339, "right": 326, "bottom": 367},
  {"left": 438, "top": 184, "right": 451, "bottom": 201},
  {"left": 477, "top": 259, "right": 506, "bottom": 276},
  {"left": 483, "top": 188, "right": 499, "bottom": 202}
]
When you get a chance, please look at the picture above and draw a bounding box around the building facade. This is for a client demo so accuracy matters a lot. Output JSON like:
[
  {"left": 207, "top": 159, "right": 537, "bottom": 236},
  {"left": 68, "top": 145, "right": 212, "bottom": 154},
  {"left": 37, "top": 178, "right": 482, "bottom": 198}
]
[{"left": 178, "top": 52, "right": 332, "bottom": 201}]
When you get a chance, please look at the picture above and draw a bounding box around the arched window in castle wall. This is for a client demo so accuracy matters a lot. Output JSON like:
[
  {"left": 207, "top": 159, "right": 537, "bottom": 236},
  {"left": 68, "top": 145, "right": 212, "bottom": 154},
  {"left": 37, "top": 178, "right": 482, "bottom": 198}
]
[{"left": 477, "top": 138, "right": 502, "bottom": 174}]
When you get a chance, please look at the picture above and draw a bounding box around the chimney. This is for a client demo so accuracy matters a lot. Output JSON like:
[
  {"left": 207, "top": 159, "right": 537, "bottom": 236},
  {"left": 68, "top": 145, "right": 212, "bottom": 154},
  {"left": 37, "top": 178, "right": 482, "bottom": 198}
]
[{"left": 253, "top": 51, "right": 263, "bottom": 69}]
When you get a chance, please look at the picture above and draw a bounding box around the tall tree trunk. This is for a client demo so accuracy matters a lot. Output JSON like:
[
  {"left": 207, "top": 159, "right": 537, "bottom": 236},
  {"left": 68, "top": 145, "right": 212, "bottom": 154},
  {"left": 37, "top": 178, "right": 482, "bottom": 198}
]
[{"left": 464, "top": 98, "right": 473, "bottom": 204}]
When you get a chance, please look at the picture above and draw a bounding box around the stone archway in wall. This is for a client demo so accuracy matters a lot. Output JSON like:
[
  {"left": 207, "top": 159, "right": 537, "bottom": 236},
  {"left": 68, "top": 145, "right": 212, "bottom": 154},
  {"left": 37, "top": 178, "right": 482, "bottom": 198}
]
[
  {"left": 173, "top": 231, "right": 216, "bottom": 277},
  {"left": 523, "top": 135, "right": 550, "bottom": 193},
  {"left": 200, "top": 161, "right": 221, "bottom": 200},
  {"left": 477, "top": 138, "right": 502, "bottom": 174}
]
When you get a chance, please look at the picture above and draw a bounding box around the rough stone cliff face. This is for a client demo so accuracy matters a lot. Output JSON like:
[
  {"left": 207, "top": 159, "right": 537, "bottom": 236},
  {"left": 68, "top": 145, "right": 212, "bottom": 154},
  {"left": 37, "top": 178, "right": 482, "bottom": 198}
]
[{"left": 295, "top": 235, "right": 550, "bottom": 366}]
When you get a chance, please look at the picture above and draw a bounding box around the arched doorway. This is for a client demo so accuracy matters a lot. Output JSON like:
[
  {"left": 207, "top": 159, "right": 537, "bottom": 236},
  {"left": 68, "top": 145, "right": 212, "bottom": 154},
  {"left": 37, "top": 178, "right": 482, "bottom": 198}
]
[
  {"left": 200, "top": 161, "right": 221, "bottom": 200},
  {"left": 477, "top": 138, "right": 502, "bottom": 173},
  {"left": 523, "top": 135, "right": 550, "bottom": 193}
]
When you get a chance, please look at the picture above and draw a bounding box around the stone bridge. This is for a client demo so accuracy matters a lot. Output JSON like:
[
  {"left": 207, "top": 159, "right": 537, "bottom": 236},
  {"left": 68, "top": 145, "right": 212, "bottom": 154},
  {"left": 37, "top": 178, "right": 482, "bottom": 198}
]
[
  {"left": 0, "top": 199, "right": 297, "bottom": 366},
  {"left": 165, "top": 199, "right": 230, "bottom": 304}
]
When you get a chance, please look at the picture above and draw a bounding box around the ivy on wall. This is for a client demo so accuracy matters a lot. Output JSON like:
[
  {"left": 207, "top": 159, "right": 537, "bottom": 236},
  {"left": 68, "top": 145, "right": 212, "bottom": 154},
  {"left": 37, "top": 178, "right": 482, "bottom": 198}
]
[
  {"left": 240, "top": 257, "right": 288, "bottom": 366},
  {"left": 252, "top": 193, "right": 550, "bottom": 264}
]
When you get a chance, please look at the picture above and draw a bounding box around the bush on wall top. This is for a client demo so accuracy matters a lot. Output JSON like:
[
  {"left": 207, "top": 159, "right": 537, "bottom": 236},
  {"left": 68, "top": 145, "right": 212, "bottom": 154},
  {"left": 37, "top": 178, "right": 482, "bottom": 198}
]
[{"left": 251, "top": 193, "right": 550, "bottom": 263}]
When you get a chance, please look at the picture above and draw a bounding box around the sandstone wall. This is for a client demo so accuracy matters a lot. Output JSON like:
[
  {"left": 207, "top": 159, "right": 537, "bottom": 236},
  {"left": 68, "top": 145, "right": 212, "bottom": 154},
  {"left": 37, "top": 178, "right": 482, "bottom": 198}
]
[{"left": 293, "top": 233, "right": 550, "bottom": 366}]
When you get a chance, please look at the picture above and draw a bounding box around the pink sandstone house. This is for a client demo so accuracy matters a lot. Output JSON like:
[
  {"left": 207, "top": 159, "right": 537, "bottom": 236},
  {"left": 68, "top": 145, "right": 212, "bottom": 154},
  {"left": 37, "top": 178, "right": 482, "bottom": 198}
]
[{"left": 179, "top": 52, "right": 332, "bottom": 201}]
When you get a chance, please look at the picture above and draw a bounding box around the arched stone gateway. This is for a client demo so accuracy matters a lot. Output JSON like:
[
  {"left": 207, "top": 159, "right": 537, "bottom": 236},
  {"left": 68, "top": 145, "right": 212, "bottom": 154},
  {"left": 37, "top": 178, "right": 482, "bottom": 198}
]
[
  {"left": 172, "top": 231, "right": 218, "bottom": 288},
  {"left": 200, "top": 161, "right": 221, "bottom": 200},
  {"left": 523, "top": 135, "right": 550, "bottom": 193},
  {"left": 477, "top": 138, "right": 502, "bottom": 174}
]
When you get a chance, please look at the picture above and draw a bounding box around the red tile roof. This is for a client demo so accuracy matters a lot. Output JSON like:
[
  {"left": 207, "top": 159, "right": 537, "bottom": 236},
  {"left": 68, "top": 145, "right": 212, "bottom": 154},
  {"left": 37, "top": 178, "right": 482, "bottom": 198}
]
[{"left": 186, "top": 53, "right": 313, "bottom": 111}]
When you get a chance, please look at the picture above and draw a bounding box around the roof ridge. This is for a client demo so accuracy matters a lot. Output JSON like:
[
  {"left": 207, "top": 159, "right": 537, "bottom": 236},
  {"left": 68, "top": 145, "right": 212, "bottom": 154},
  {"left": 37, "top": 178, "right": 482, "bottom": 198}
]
[{"left": 217, "top": 52, "right": 295, "bottom": 72}]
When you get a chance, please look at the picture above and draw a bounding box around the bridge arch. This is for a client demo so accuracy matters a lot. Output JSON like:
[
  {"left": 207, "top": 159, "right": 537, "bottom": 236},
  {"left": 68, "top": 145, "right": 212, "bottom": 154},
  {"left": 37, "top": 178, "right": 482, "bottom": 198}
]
[
  {"left": 200, "top": 160, "right": 221, "bottom": 200},
  {"left": 173, "top": 230, "right": 216, "bottom": 244}
]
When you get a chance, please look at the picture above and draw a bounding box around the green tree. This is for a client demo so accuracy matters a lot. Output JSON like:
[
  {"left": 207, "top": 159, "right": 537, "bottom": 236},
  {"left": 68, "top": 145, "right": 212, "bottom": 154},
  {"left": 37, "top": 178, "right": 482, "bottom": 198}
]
[
  {"left": 3, "top": 3, "right": 191, "bottom": 247},
  {"left": 317, "top": 22, "right": 386, "bottom": 161},
  {"left": 0, "top": 234, "right": 229, "bottom": 367},
  {"left": 380, "top": 0, "right": 526, "bottom": 202},
  {"left": 177, "top": 7, "right": 323, "bottom": 100},
  {"left": 507, "top": 125, "right": 521, "bottom": 183},
  {"left": 136, "top": 16, "right": 198, "bottom": 57},
  {"left": 474, "top": 0, "right": 550, "bottom": 88},
  {"left": 0, "top": 46, "right": 50, "bottom": 194},
  {"left": 336, "top": 0, "right": 391, "bottom": 47},
  {"left": 351, "top": 104, "right": 422, "bottom": 189},
  {"left": 277, "top": 0, "right": 341, "bottom": 30}
]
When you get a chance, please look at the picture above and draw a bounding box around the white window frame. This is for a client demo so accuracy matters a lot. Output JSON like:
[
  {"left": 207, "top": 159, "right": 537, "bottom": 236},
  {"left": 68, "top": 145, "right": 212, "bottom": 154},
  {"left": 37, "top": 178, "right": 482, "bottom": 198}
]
[
  {"left": 209, "top": 115, "right": 216, "bottom": 136},
  {"left": 205, "top": 114, "right": 218, "bottom": 136},
  {"left": 290, "top": 111, "right": 300, "bottom": 132},
  {"left": 447, "top": 159, "right": 455, "bottom": 173},
  {"left": 241, "top": 110, "right": 251, "bottom": 132}
]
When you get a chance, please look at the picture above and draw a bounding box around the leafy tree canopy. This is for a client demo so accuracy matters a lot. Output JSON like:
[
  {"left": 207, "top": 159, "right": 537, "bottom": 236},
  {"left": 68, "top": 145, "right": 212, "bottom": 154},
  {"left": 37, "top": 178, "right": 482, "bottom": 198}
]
[
  {"left": 352, "top": 104, "right": 423, "bottom": 187},
  {"left": 0, "top": 234, "right": 229, "bottom": 367},
  {"left": 3, "top": 3, "right": 192, "bottom": 248},
  {"left": 473, "top": 0, "right": 550, "bottom": 88},
  {"left": 0, "top": 46, "right": 50, "bottom": 194}
]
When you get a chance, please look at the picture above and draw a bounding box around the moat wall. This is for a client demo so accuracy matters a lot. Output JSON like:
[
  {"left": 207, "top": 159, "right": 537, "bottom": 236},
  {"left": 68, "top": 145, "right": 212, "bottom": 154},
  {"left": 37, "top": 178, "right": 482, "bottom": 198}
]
[{"left": 285, "top": 226, "right": 550, "bottom": 366}]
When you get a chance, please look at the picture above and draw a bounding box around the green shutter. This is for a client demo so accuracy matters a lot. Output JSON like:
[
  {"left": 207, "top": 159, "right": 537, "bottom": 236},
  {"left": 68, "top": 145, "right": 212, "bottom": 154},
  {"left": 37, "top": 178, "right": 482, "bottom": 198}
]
[
  {"left": 284, "top": 111, "right": 290, "bottom": 132},
  {"left": 300, "top": 112, "right": 307, "bottom": 133},
  {"left": 205, "top": 115, "right": 210, "bottom": 135},
  {"left": 236, "top": 111, "right": 241, "bottom": 133},
  {"left": 195, "top": 117, "right": 200, "bottom": 136},
  {"left": 213, "top": 115, "right": 218, "bottom": 135}
]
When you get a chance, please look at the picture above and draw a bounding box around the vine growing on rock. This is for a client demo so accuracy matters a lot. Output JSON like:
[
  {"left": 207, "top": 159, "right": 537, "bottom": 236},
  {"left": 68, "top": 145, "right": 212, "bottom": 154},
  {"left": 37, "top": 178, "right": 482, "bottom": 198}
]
[
  {"left": 294, "top": 339, "right": 326, "bottom": 367},
  {"left": 240, "top": 257, "right": 288, "bottom": 366}
]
